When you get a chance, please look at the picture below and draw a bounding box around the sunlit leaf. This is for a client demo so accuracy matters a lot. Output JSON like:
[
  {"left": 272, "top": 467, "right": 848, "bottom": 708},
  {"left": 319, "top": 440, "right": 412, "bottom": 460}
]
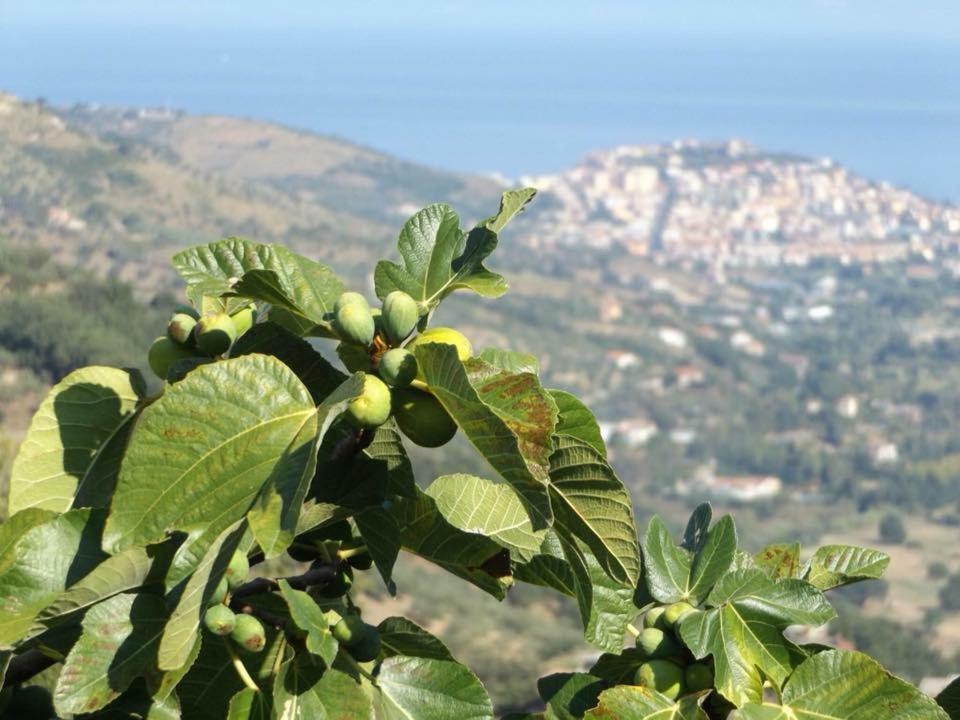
[
  {"left": 103, "top": 354, "right": 318, "bottom": 555},
  {"left": 375, "top": 655, "right": 494, "bottom": 720},
  {"left": 733, "top": 649, "right": 949, "bottom": 719},
  {"left": 8, "top": 366, "right": 144, "bottom": 515},
  {"left": 425, "top": 474, "right": 545, "bottom": 562},
  {"left": 584, "top": 684, "right": 708, "bottom": 719},
  {"left": 678, "top": 569, "right": 836, "bottom": 707}
]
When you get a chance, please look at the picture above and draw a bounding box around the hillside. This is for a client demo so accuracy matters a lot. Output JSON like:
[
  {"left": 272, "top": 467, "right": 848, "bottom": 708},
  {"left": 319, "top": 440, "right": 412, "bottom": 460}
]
[
  {"left": 2, "top": 92, "right": 959, "bottom": 702},
  {"left": 0, "top": 93, "right": 503, "bottom": 293}
]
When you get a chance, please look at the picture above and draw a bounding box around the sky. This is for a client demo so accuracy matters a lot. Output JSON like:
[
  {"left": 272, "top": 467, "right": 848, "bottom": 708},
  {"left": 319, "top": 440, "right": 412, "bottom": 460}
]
[
  {"left": 2, "top": 1, "right": 958, "bottom": 198},
  {"left": 2, "top": 0, "right": 960, "bottom": 42}
]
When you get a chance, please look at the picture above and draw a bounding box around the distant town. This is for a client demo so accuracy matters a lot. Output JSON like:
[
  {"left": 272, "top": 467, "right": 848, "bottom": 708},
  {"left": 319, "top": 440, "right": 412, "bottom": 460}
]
[{"left": 520, "top": 139, "right": 960, "bottom": 268}]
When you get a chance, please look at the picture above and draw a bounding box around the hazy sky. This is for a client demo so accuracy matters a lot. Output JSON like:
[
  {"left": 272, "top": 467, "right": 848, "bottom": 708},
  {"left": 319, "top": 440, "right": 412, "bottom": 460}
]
[{"left": 3, "top": 0, "right": 959, "bottom": 41}]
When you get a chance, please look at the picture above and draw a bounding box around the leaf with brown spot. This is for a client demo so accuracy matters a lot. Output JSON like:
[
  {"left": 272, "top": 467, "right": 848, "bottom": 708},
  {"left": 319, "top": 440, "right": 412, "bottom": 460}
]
[
  {"left": 53, "top": 592, "right": 167, "bottom": 716},
  {"left": 413, "top": 344, "right": 557, "bottom": 529}
]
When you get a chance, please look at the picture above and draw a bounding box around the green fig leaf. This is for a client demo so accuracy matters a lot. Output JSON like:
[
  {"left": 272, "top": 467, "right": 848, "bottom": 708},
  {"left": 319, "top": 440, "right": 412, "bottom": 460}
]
[
  {"left": 513, "top": 531, "right": 577, "bottom": 599},
  {"left": 389, "top": 488, "right": 511, "bottom": 599},
  {"left": 584, "top": 684, "right": 709, "bottom": 719},
  {"left": 641, "top": 513, "right": 736, "bottom": 605},
  {"left": 277, "top": 580, "right": 338, "bottom": 666},
  {"left": 75, "top": 681, "right": 182, "bottom": 719},
  {"left": 803, "top": 545, "right": 890, "bottom": 591},
  {"left": 354, "top": 506, "right": 401, "bottom": 592},
  {"left": 733, "top": 649, "right": 949, "bottom": 719},
  {"left": 678, "top": 569, "right": 836, "bottom": 707},
  {"left": 753, "top": 544, "right": 802, "bottom": 580},
  {"left": 481, "top": 187, "right": 537, "bottom": 233},
  {"left": 0, "top": 508, "right": 58, "bottom": 574},
  {"left": 53, "top": 592, "right": 167, "bottom": 715},
  {"left": 226, "top": 687, "right": 272, "bottom": 720},
  {"left": 560, "top": 535, "right": 637, "bottom": 653},
  {"left": 248, "top": 373, "right": 364, "bottom": 558},
  {"left": 172, "top": 237, "right": 266, "bottom": 303},
  {"left": 537, "top": 672, "right": 605, "bottom": 720},
  {"left": 413, "top": 344, "right": 556, "bottom": 529},
  {"left": 424, "top": 474, "right": 545, "bottom": 562},
  {"left": 681, "top": 503, "right": 713, "bottom": 553},
  {"left": 0, "top": 508, "right": 108, "bottom": 649},
  {"left": 374, "top": 190, "right": 533, "bottom": 311},
  {"left": 230, "top": 322, "right": 348, "bottom": 403},
  {"left": 378, "top": 617, "right": 455, "bottom": 662},
  {"left": 549, "top": 435, "right": 641, "bottom": 587},
  {"left": 231, "top": 246, "right": 345, "bottom": 338},
  {"left": 38, "top": 543, "right": 163, "bottom": 625},
  {"left": 478, "top": 348, "right": 540, "bottom": 375},
  {"left": 273, "top": 656, "right": 374, "bottom": 720},
  {"left": 8, "top": 366, "right": 144, "bottom": 515},
  {"left": 173, "top": 238, "right": 344, "bottom": 331},
  {"left": 374, "top": 655, "right": 494, "bottom": 720},
  {"left": 549, "top": 389, "right": 606, "bottom": 457},
  {"left": 103, "top": 354, "right": 318, "bottom": 555}
]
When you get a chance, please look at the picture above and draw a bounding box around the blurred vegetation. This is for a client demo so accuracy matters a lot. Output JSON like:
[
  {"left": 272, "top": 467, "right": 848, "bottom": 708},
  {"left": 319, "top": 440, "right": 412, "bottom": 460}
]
[
  {"left": 830, "top": 598, "right": 949, "bottom": 683},
  {"left": 0, "top": 243, "right": 166, "bottom": 382}
]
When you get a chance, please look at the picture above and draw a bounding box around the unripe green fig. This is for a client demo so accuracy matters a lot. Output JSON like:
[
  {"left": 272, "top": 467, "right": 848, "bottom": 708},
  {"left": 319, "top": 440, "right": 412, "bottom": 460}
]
[
  {"left": 230, "top": 614, "right": 266, "bottom": 653},
  {"left": 685, "top": 663, "right": 714, "bottom": 693},
  {"left": 348, "top": 629, "right": 382, "bottom": 662},
  {"left": 207, "top": 576, "right": 229, "bottom": 607},
  {"left": 636, "top": 628, "right": 680, "bottom": 659},
  {"left": 663, "top": 601, "right": 697, "bottom": 628},
  {"left": 316, "top": 565, "right": 353, "bottom": 598},
  {"left": 148, "top": 336, "right": 195, "bottom": 380},
  {"left": 195, "top": 312, "right": 237, "bottom": 356},
  {"left": 392, "top": 388, "right": 458, "bottom": 448},
  {"left": 643, "top": 606, "right": 668, "bottom": 631},
  {"left": 347, "top": 552, "right": 373, "bottom": 571},
  {"left": 287, "top": 543, "right": 318, "bottom": 563},
  {"left": 229, "top": 303, "right": 256, "bottom": 335},
  {"left": 379, "top": 348, "right": 418, "bottom": 387},
  {"left": 346, "top": 374, "right": 391, "bottom": 428},
  {"left": 335, "top": 303, "right": 376, "bottom": 347},
  {"left": 407, "top": 327, "right": 473, "bottom": 363},
  {"left": 167, "top": 312, "right": 198, "bottom": 345},
  {"left": 203, "top": 604, "right": 237, "bottom": 636},
  {"left": 341, "top": 538, "right": 373, "bottom": 570},
  {"left": 635, "top": 660, "right": 685, "bottom": 700},
  {"left": 174, "top": 304, "right": 200, "bottom": 320},
  {"left": 225, "top": 551, "right": 249, "bottom": 589},
  {"left": 381, "top": 291, "right": 419, "bottom": 345},
  {"left": 331, "top": 614, "right": 366, "bottom": 645},
  {"left": 334, "top": 292, "right": 370, "bottom": 313}
]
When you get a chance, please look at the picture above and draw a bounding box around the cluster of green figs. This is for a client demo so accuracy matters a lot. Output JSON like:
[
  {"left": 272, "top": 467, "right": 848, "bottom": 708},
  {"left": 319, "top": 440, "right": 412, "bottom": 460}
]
[
  {"left": 333, "top": 289, "right": 471, "bottom": 448},
  {"left": 146, "top": 288, "right": 471, "bottom": 449},
  {"left": 200, "top": 551, "right": 265, "bottom": 653},
  {"left": 630, "top": 602, "right": 713, "bottom": 699},
  {"left": 147, "top": 303, "right": 256, "bottom": 379},
  {"left": 201, "top": 521, "right": 380, "bottom": 662}
]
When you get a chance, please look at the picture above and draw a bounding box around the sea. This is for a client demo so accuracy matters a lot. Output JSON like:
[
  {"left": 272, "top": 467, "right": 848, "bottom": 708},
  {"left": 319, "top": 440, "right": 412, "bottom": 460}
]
[{"left": 1, "top": 25, "right": 958, "bottom": 202}]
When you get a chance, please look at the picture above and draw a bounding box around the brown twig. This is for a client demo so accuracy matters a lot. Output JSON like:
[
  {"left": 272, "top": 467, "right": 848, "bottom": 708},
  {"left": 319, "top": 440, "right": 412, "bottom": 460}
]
[{"left": 229, "top": 563, "right": 337, "bottom": 601}]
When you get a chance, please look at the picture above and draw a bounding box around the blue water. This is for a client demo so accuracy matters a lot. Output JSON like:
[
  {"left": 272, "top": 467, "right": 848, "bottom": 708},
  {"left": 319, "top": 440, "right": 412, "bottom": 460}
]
[{"left": 1, "top": 25, "right": 958, "bottom": 201}]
